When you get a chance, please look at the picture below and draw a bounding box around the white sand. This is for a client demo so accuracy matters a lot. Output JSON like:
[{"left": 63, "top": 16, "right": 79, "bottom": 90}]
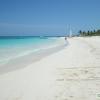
[{"left": 0, "top": 36, "right": 100, "bottom": 100}]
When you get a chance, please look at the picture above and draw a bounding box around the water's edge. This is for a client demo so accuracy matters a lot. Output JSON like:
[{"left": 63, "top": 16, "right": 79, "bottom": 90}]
[{"left": 0, "top": 37, "right": 68, "bottom": 75}]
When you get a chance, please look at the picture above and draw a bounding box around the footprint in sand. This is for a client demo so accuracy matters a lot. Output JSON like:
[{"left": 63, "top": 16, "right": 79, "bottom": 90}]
[{"left": 6, "top": 95, "right": 23, "bottom": 100}]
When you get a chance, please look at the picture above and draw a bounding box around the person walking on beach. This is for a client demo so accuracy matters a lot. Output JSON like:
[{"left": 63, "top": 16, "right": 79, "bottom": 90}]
[
  {"left": 65, "top": 37, "right": 67, "bottom": 40},
  {"left": 64, "top": 36, "right": 68, "bottom": 45}
]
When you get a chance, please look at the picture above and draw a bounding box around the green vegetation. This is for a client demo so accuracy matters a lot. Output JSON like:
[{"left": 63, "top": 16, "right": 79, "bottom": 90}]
[{"left": 79, "top": 29, "right": 100, "bottom": 36}]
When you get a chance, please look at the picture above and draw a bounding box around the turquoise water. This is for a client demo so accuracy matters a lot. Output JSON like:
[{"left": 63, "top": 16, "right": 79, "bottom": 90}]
[
  {"left": 0, "top": 36, "right": 55, "bottom": 47},
  {"left": 0, "top": 36, "right": 65, "bottom": 65}
]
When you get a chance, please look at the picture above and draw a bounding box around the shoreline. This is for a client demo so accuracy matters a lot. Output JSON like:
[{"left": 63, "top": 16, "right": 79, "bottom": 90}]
[
  {"left": 0, "top": 37, "right": 67, "bottom": 75},
  {"left": 0, "top": 36, "right": 100, "bottom": 100}
]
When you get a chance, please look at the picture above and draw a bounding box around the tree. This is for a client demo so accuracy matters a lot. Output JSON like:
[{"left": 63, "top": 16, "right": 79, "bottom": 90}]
[
  {"left": 93, "top": 29, "right": 96, "bottom": 33},
  {"left": 87, "top": 30, "right": 90, "bottom": 35},
  {"left": 79, "top": 30, "right": 82, "bottom": 36},
  {"left": 78, "top": 29, "right": 100, "bottom": 36}
]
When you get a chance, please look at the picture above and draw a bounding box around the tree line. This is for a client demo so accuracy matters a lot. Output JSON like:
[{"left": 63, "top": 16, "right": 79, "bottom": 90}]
[{"left": 79, "top": 29, "right": 100, "bottom": 36}]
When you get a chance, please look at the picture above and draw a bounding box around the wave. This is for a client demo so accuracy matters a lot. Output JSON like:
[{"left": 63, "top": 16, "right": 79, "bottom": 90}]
[{"left": 0, "top": 37, "right": 67, "bottom": 66}]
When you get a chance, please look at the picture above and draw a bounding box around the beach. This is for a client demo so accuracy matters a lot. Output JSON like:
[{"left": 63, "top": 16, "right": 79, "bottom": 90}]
[{"left": 0, "top": 36, "right": 100, "bottom": 100}]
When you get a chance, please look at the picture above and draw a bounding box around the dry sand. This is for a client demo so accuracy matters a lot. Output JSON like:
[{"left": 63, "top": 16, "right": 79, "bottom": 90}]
[{"left": 0, "top": 36, "right": 100, "bottom": 100}]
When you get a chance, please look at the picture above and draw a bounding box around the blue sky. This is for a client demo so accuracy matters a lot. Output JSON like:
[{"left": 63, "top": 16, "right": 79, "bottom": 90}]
[{"left": 0, "top": 0, "right": 100, "bottom": 36}]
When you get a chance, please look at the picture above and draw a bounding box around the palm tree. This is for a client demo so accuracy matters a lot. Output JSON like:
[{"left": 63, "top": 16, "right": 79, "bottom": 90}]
[
  {"left": 79, "top": 30, "right": 82, "bottom": 36},
  {"left": 93, "top": 29, "right": 96, "bottom": 33},
  {"left": 87, "top": 31, "right": 90, "bottom": 35}
]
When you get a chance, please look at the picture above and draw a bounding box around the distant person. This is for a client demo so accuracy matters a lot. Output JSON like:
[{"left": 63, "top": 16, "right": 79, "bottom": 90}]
[
  {"left": 65, "top": 37, "right": 67, "bottom": 40},
  {"left": 64, "top": 36, "right": 68, "bottom": 45}
]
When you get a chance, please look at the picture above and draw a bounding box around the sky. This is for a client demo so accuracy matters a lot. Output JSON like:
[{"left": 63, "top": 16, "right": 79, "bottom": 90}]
[{"left": 0, "top": 0, "right": 100, "bottom": 36}]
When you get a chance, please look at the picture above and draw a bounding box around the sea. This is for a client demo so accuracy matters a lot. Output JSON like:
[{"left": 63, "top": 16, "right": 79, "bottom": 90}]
[{"left": 0, "top": 36, "right": 67, "bottom": 74}]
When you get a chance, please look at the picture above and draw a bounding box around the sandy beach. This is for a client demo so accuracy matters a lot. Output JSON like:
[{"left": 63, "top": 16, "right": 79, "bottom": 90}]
[{"left": 0, "top": 36, "right": 100, "bottom": 100}]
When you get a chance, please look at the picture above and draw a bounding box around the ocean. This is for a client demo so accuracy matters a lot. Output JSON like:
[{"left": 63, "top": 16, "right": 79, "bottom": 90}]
[{"left": 0, "top": 36, "right": 67, "bottom": 73}]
